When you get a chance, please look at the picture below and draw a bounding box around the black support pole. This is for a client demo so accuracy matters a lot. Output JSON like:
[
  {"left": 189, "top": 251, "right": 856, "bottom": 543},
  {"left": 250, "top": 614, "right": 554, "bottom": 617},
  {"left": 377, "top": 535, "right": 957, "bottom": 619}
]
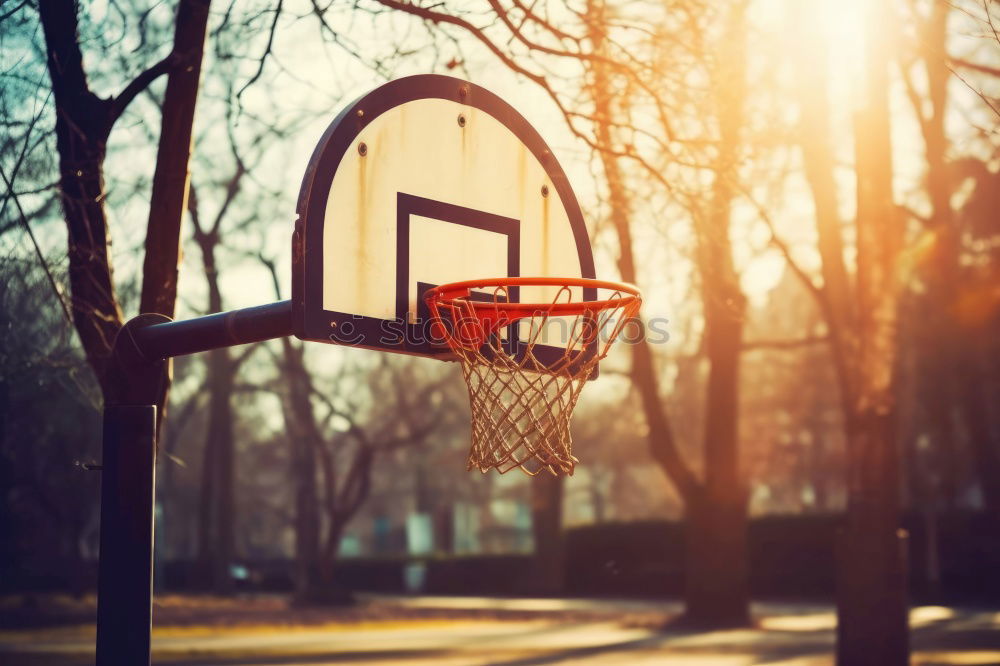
[
  {"left": 95, "top": 301, "right": 294, "bottom": 665},
  {"left": 132, "top": 300, "right": 294, "bottom": 360},
  {"left": 96, "top": 405, "right": 157, "bottom": 665}
]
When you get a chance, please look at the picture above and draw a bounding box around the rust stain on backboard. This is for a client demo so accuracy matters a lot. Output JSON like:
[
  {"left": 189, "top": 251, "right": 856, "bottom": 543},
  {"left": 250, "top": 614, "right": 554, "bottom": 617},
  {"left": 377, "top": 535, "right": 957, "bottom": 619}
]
[
  {"left": 542, "top": 182, "right": 551, "bottom": 274},
  {"left": 516, "top": 143, "right": 528, "bottom": 211},
  {"left": 461, "top": 106, "right": 469, "bottom": 153},
  {"left": 356, "top": 136, "right": 370, "bottom": 301},
  {"left": 460, "top": 106, "right": 472, "bottom": 186}
]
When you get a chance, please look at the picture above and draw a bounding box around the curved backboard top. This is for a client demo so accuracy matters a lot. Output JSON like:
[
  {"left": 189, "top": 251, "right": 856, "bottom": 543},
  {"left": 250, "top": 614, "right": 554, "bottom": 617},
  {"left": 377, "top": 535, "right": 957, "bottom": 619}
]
[{"left": 293, "top": 74, "right": 596, "bottom": 359}]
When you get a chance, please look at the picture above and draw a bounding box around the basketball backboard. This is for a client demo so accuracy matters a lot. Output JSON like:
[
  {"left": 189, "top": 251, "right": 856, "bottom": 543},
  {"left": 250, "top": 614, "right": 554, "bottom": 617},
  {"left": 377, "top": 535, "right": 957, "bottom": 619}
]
[{"left": 292, "top": 74, "right": 597, "bottom": 360}]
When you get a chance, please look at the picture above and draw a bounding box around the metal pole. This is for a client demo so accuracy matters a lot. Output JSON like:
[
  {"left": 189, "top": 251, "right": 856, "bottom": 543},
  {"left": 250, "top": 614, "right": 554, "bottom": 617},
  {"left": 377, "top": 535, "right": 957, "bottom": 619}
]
[
  {"left": 94, "top": 301, "right": 294, "bottom": 665},
  {"left": 132, "top": 299, "right": 293, "bottom": 360},
  {"left": 96, "top": 404, "right": 157, "bottom": 665}
]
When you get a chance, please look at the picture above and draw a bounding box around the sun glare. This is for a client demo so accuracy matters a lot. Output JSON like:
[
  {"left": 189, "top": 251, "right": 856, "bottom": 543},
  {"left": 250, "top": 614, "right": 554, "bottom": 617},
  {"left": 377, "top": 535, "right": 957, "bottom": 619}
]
[
  {"left": 818, "top": 0, "right": 870, "bottom": 105},
  {"left": 759, "top": 0, "right": 870, "bottom": 106}
]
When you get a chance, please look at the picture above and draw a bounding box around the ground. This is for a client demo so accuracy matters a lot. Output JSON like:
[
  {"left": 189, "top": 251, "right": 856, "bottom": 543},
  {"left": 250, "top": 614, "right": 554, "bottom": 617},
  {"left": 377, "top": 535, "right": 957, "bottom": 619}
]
[{"left": 1, "top": 594, "right": 999, "bottom": 665}]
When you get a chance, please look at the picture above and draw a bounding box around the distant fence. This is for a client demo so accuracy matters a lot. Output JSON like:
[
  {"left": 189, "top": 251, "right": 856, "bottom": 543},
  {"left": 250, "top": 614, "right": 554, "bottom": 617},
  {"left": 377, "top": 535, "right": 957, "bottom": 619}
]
[
  {"left": 563, "top": 516, "right": 838, "bottom": 599},
  {"left": 572, "top": 512, "right": 1000, "bottom": 603},
  {"left": 6, "top": 512, "right": 1000, "bottom": 603}
]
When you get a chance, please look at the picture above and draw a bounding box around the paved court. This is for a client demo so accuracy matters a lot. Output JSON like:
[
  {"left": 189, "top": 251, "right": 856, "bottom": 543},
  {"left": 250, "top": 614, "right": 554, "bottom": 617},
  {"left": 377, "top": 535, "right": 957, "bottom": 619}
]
[{"left": 2, "top": 597, "right": 998, "bottom": 665}]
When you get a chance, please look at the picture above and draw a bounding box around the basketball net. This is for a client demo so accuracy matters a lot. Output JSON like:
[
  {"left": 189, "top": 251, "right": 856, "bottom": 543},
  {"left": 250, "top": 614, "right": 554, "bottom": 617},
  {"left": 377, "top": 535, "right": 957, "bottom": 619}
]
[{"left": 425, "top": 278, "right": 641, "bottom": 476}]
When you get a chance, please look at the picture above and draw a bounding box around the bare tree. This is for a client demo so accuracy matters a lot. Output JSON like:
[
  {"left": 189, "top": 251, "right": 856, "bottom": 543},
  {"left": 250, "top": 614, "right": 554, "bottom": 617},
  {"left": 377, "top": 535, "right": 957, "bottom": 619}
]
[
  {"left": 0, "top": 257, "right": 102, "bottom": 595},
  {"left": 899, "top": 0, "right": 1000, "bottom": 518},
  {"left": 585, "top": 0, "right": 753, "bottom": 625},
  {"left": 186, "top": 154, "right": 263, "bottom": 589},
  {"left": 34, "top": 0, "right": 210, "bottom": 401},
  {"left": 260, "top": 257, "right": 440, "bottom": 602},
  {"left": 778, "top": 0, "right": 908, "bottom": 661}
]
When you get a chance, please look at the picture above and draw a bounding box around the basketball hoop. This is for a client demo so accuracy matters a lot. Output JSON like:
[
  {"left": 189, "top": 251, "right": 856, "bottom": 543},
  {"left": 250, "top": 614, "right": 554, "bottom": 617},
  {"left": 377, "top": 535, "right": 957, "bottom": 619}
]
[{"left": 425, "top": 277, "right": 641, "bottom": 476}]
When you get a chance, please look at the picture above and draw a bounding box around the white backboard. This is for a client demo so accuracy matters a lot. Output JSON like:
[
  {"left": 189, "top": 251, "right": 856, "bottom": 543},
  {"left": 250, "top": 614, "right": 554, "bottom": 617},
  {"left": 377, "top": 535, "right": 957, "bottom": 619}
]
[{"left": 293, "top": 75, "right": 596, "bottom": 358}]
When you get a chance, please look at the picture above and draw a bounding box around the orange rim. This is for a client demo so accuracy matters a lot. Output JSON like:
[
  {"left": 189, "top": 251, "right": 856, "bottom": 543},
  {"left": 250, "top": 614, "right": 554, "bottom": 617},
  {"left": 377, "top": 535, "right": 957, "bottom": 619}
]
[
  {"left": 425, "top": 278, "right": 642, "bottom": 350},
  {"left": 424, "top": 277, "right": 641, "bottom": 313}
]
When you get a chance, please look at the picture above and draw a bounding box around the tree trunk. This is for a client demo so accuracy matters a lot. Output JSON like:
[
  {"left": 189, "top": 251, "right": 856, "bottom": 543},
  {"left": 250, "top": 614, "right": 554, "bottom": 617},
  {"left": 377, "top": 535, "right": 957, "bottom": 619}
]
[
  {"left": 307, "top": 517, "right": 353, "bottom": 605},
  {"left": 790, "top": 2, "right": 855, "bottom": 411},
  {"left": 312, "top": 445, "right": 376, "bottom": 606},
  {"left": 280, "top": 342, "right": 321, "bottom": 600},
  {"left": 684, "top": 488, "right": 749, "bottom": 626},
  {"left": 140, "top": 0, "right": 211, "bottom": 317},
  {"left": 205, "top": 348, "right": 236, "bottom": 592},
  {"left": 912, "top": 1, "right": 963, "bottom": 512},
  {"left": 260, "top": 260, "right": 323, "bottom": 600},
  {"left": 585, "top": 0, "right": 696, "bottom": 500},
  {"left": 681, "top": 3, "right": 750, "bottom": 627},
  {"left": 40, "top": 0, "right": 209, "bottom": 397},
  {"left": 682, "top": 221, "right": 749, "bottom": 625},
  {"left": 189, "top": 190, "right": 239, "bottom": 590},
  {"left": 37, "top": 1, "right": 123, "bottom": 394},
  {"left": 292, "top": 427, "right": 320, "bottom": 599},
  {"left": 911, "top": 4, "right": 1000, "bottom": 517},
  {"left": 530, "top": 473, "right": 564, "bottom": 594},
  {"left": 955, "top": 333, "right": 1000, "bottom": 516},
  {"left": 585, "top": 0, "right": 748, "bottom": 627},
  {"left": 685, "top": 241, "right": 748, "bottom": 625},
  {"left": 196, "top": 406, "right": 216, "bottom": 584},
  {"left": 837, "top": 416, "right": 909, "bottom": 666},
  {"left": 837, "top": 2, "right": 909, "bottom": 661}
]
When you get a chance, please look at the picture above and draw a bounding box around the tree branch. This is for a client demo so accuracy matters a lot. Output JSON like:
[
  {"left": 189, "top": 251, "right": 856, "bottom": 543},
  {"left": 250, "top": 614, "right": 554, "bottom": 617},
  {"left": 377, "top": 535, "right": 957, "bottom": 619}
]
[
  {"left": 734, "top": 178, "right": 834, "bottom": 319},
  {"left": 0, "top": 164, "right": 74, "bottom": 327},
  {"left": 108, "top": 53, "right": 179, "bottom": 125},
  {"left": 0, "top": 0, "right": 29, "bottom": 22},
  {"left": 949, "top": 65, "right": 1000, "bottom": 118},
  {"left": 950, "top": 56, "right": 1000, "bottom": 78},
  {"left": 236, "top": 0, "right": 284, "bottom": 101}
]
